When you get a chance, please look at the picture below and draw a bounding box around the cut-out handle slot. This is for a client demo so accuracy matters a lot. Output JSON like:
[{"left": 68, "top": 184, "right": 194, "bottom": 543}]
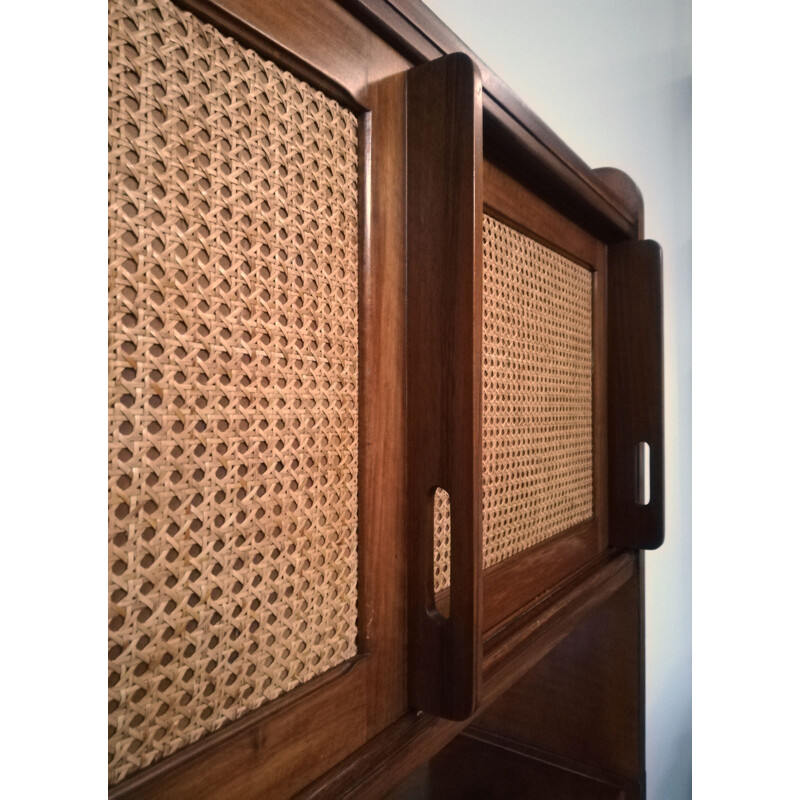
[
  {"left": 433, "top": 488, "right": 452, "bottom": 617},
  {"left": 635, "top": 442, "right": 650, "bottom": 506}
]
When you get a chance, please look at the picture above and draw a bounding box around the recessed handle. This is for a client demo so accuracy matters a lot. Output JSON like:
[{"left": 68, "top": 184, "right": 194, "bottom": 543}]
[{"left": 636, "top": 442, "right": 651, "bottom": 506}]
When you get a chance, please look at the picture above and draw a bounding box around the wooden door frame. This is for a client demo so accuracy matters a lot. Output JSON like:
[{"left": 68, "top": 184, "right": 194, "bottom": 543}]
[{"left": 111, "top": 2, "right": 414, "bottom": 796}]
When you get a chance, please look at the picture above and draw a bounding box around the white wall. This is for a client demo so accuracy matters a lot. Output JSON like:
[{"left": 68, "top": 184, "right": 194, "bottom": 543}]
[{"left": 421, "top": 2, "right": 692, "bottom": 798}]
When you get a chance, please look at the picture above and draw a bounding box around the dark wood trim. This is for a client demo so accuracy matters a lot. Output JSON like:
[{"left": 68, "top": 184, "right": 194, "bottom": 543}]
[
  {"left": 406, "top": 52, "right": 484, "bottom": 721},
  {"left": 594, "top": 168, "right": 645, "bottom": 239},
  {"left": 355, "top": 109, "right": 374, "bottom": 659},
  {"left": 360, "top": 70, "right": 410, "bottom": 738},
  {"left": 297, "top": 710, "right": 461, "bottom": 800},
  {"left": 484, "top": 160, "right": 601, "bottom": 268},
  {"left": 461, "top": 729, "right": 640, "bottom": 800},
  {"left": 482, "top": 519, "right": 602, "bottom": 635},
  {"left": 473, "top": 565, "right": 644, "bottom": 794},
  {"left": 437, "top": 519, "right": 605, "bottom": 636},
  {"left": 594, "top": 242, "right": 611, "bottom": 550},
  {"left": 337, "top": 0, "right": 640, "bottom": 240},
  {"left": 607, "top": 240, "right": 665, "bottom": 550},
  {"left": 435, "top": 521, "right": 601, "bottom": 634},
  {"left": 174, "top": 0, "right": 367, "bottom": 112},
  {"left": 483, "top": 552, "right": 636, "bottom": 677}
]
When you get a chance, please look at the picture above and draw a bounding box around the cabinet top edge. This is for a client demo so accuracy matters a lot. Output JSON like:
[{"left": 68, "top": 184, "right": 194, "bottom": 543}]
[{"left": 337, "top": 0, "right": 641, "bottom": 239}]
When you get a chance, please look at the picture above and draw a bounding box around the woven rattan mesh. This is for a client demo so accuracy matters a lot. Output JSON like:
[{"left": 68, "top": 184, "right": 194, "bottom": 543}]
[
  {"left": 433, "top": 488, "right": 451, "bottom": 594},
  {"left": 434, "top": 216, "right": 593, "bottom": 589},
  {"left": 482, "top": 215, "right": 593, "bottom": 566},
  {"left": 109, "top": 0, "right": 359, "bottom": 783}
]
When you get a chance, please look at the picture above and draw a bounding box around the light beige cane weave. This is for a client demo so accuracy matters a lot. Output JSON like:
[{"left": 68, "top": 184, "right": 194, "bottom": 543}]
[
  {"left": 434, "top": 215, "right": 594, "bottom": 590},
  {"left": 108, "top": 0, "right": 359, "bottom": 783},
  {"left": 433, "top": 488, "right": 451, "bottom": 595}
]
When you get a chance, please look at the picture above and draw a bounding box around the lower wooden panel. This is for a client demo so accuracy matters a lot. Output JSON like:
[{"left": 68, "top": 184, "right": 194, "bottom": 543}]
[
  {"left": 385, "top": 734, "right": 627, "bottom": 799},
  {"left": 483, "top": 519, "right": 602, "bottom": 635},
  {"left": 473, "top": 570, "right": 643, "bottom": 784},
  {"left": 298, "top": 554, "right": 636, "bottom": 799}
]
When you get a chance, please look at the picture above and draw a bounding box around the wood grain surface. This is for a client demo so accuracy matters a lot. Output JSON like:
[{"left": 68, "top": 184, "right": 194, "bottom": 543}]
[
  {"left": 607, "top": 241, "right": 665, "bottom": 549},
  {"left": 406, "top": 52, "right": 484, "bottom": 721}
]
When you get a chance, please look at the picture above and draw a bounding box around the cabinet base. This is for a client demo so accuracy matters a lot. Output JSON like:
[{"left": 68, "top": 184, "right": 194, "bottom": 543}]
[{"left": 386, "top": 734, "right": 634, "bottom": 799}]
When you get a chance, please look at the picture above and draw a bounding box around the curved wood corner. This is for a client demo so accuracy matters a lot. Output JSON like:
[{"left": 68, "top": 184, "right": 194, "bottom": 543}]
[{"left": 593, "top": 168, "right": 645, "bottom": 239}]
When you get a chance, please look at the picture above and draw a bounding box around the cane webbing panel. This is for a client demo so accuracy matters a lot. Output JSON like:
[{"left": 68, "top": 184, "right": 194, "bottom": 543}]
[
  {"left": 109, "top": 0, "right": 359, "bottom": 783},
  {"left": 482, "top": 215, "right": 594, "bottom": 566},
  {"left": 434, "top": 216, "right": 593, "bottom": 589}
]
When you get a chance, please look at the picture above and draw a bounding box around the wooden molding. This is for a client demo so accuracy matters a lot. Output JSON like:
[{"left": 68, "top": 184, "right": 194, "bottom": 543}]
[{"left": 338, "top": 0, "right": 640, "bottom": 239}]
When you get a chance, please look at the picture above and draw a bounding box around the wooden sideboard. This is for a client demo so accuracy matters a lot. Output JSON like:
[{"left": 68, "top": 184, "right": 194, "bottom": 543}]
[{"left": 108, "top": 1, "right": 664, "bottom": 797}]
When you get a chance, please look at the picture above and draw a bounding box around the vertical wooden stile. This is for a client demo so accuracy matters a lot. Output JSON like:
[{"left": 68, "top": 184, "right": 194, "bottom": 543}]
[
  {"left": 607, "top": 240, "right": 665, "bottom": 549},
  {"left": 406, "top": 53, "right": 484, "bottom": 720}
]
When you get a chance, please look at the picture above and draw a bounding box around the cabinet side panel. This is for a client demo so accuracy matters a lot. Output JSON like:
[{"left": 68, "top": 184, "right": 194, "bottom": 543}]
[{"left": 471, "top": 571, "right": 643, "bottom": 785}]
